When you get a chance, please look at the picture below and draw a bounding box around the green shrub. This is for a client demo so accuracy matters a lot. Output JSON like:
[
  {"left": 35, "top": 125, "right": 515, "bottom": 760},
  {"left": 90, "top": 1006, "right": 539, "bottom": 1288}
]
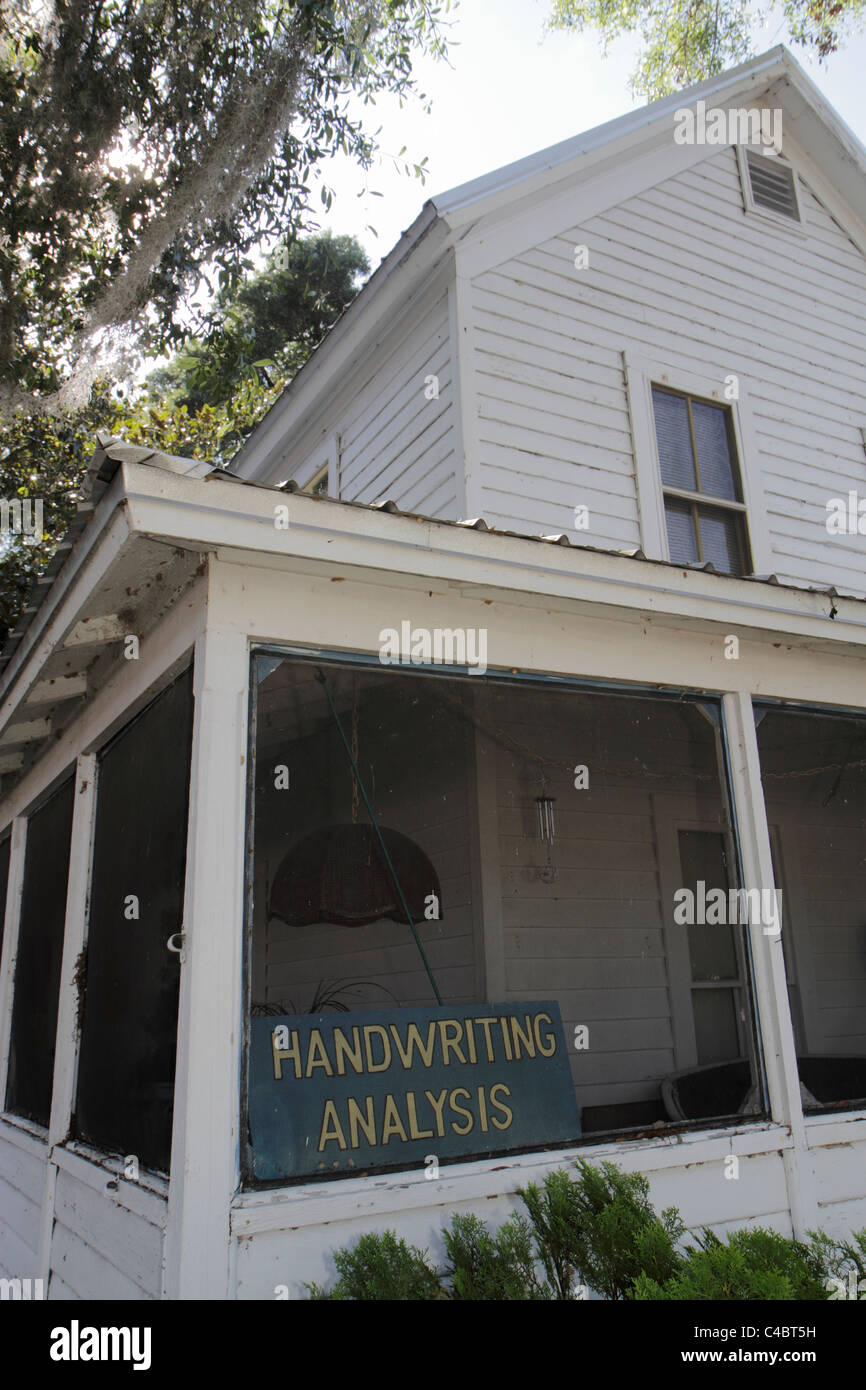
[
  {"left": 306, "top": 1229, "right": 444, "bottom": 1301},
  {"left": 806, "top": 1228, "right": 866, "bottom": 1289},
  {"left": 443, "top": 1211, "right": 551, "bottom": 1300},
  {"left": 520, "top": 1159, "right": 684, "bottom": 1300},
  {"left": 303, "top": 1161, "right": 866, "bottom": 1302},
  {"left": 634, "top": 1227, "right": 831, "bottom": 1301},
  {"left": 517, "top": 1167, "right": 582, "bottom": 1298}
]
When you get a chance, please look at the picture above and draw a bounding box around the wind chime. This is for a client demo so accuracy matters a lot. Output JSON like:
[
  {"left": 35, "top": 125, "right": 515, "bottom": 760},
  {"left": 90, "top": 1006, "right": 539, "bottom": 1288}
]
[{"left": 534, "top": 775, "right": 558, "bottom": 884}]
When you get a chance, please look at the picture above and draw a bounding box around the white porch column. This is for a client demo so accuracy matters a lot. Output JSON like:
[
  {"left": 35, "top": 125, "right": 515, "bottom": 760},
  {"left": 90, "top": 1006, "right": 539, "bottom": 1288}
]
[
  {"left": 0, "top": 815, "right": 28, "bottom": 1103},
  {"left": 36, "top": 755, "right": 98, "bottom": 1285},
  {"left": 163, "top": 615, "right": 249, "bottom": 1299},
  {"left": 723, "top": 690, "right": 818, "bottom": 1236}
]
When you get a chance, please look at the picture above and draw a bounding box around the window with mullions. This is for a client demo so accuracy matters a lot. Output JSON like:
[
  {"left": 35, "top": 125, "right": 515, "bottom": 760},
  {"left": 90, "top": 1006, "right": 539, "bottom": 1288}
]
[
  {"left": 243, "top": 654, "right": 765, "bottom": 1186},
  {"left": 5, "top": 777, "right": 75, "bottom": 1126},
  {"left": 652, "top": 387, "right": 751, "bottom": 576}
]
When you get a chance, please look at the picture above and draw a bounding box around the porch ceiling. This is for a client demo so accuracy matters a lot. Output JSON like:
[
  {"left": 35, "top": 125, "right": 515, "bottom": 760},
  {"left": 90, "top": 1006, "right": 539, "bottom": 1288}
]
[{"left": 0, "top": 535, "right": 202, "bottom": 795}]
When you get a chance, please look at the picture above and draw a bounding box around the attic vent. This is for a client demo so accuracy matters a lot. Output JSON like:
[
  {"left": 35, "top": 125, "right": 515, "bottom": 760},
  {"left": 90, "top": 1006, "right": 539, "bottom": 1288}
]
[{"left": 744, "top": 149, "right": 800, "bottom": 221}]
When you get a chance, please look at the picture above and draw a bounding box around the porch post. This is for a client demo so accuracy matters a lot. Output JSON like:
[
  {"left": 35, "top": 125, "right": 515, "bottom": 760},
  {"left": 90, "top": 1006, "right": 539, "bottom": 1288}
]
[
  {"left": 722, "top": 690, "right": 818, "bottom": 1236},
  {"left": 0, "top": 815, "right": 27, "bottom": 1104},
  {"left": 36, "top": 755, "right": 98, "bottom": 1286},
  {"left": 163, "top": 616, "right": 249, "bottom": 1299}
]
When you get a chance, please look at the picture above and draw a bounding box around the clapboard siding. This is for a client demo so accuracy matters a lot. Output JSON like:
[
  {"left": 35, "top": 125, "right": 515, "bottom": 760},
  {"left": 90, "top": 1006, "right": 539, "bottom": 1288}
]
[
  {"left": 648, "top": 1151, "right": 791, "bottom": 1233},
  {"left": 336, "top": 292, "right": 457, "bottom": 515},
  {"left": 0, "top": 1126, "right": 45, "bottom": 1276},
  {"left": 470, "top": 145, "right": 866, "bottom": 594},
  {"left": 47, "top": 1165, "right": 166, "bottom": 1300},
  {"left": 50, "top": 1222, "right": 151, "bottom": 1301}
]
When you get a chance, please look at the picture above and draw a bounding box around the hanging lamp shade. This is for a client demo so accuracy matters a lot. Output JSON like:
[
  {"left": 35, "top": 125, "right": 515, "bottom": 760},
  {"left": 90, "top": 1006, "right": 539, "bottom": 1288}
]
[{"left": 269, "top": 823, "right": 443, "bottom": 928}]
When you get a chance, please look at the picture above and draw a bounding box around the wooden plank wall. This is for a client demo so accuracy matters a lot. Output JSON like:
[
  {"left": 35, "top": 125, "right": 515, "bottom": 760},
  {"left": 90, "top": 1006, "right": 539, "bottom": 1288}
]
[
  {"left": 0, "top": 1127, "right": 44, "bottom": 1281},
  {"left": 337, "top": 292, "right": 456, "bottom": 516},
  {"left": 470, "top": 146, "right": 866, "bottom": 595}
]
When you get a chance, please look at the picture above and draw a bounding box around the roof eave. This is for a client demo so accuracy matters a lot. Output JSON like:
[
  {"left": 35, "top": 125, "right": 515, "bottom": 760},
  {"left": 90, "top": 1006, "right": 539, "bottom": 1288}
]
[{"left": 230, "top": 200, "right": 447, "bottom": 481}]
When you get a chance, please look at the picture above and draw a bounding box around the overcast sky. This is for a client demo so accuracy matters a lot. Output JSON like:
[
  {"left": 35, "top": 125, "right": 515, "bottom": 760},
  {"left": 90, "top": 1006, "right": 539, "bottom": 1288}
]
[{"left": 311, "top": 0, "right": 866, "bottom": 270}]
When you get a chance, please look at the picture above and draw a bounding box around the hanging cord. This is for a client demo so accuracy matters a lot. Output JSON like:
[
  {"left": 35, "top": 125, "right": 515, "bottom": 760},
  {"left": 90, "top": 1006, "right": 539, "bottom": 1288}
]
[{"left": 315, "top": 668, "right": 443, "bottom": 1006}]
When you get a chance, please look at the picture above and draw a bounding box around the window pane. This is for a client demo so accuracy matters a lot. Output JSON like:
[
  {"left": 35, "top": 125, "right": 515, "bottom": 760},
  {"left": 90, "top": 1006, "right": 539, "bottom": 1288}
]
[
  {"left": 5, "top": 777, "right": 75, "bottom": 1125},
  {"left": 652, "top": 389, "right": 696, "bottom": 490},
  {"left": 246, "top": 658, "right": 761, "bottom": 1183},
  {"left": 665, "top": 498, "right": 699, "bottom": 564},
  {"left": 75, "top": 668, "right": 194, "bottom": 1174},
  {"left": 756, "top": 707, "right": 866, "bottom": 1112},
  {"left": 692, "top": 401, "right": 738, "bottom": 501},
  {"left": 692, "top": 990, "right": 741, "bottom": 1064},
  {"left": 699, "top": 506, "right": 746, "bottom": 575},
  {"left": 678, "top": 831, "right": 738, "bottom": 980}
]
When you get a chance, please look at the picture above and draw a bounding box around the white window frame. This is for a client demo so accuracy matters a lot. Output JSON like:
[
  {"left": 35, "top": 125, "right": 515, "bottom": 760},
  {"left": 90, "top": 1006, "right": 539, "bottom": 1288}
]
[
  {"left": 735, "top": 146, "right": 806, "bottom": 236},
  {"left": 624, "top": 351, "right": 774, "bottom": 576}
]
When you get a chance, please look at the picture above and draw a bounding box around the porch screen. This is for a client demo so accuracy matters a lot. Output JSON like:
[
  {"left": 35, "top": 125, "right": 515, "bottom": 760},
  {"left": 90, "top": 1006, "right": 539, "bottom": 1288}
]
[
  {"left": 5, "top": 776, "right": 75, "bottom": 1126},
  {"left": 245, "top": 655, "right": 764, "bottom": 1184},
  {"left": 756, "top": 705, "right": 866, "bottom": 1112},
  {"left": 74, "top": 667, "right": 194, "bottom": 1174},
  {"left": 0, "top": 833, "right": 10, "bottom": 962}
]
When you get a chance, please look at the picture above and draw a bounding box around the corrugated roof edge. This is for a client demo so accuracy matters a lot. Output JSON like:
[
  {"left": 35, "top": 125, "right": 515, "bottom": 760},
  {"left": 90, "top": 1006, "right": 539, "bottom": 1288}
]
[
  {"left": 0, "top": 445, "right": 859, "bottom": 693},
  {"left": 0, "top": 434, "right": 211, "bottom": 679}
]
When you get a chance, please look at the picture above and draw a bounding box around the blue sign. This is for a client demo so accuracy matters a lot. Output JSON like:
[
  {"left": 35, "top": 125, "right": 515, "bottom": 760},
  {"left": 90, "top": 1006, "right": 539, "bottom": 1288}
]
[{"left": 248, "top": 1001, "right": 580, "bottom": 1180}]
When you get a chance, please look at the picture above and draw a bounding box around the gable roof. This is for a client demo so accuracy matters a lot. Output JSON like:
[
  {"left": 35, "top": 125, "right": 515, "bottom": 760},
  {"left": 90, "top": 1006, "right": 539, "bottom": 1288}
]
[{"left": 232, "top": 44, "right": 866, "bottom": 483}]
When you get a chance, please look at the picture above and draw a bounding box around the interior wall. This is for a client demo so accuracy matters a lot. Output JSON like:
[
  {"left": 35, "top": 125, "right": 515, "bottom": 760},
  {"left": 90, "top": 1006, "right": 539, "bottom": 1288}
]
[
  {"left": 251, "top": 663, "right": 478, "bottom": 1014},
  {"left": 478, "top": 682, "right": 738, "bottom": 1128},
  {"left": 758, "top": 709, "right": 866, "bottom": 1063}
]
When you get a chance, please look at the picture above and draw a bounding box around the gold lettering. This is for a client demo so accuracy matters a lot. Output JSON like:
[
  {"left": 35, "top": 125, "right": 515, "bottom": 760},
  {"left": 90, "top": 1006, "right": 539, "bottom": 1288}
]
[
  {"left": 305, "top": 1029, "right": 334, "bottom": 1077},
  {"left": 347, "top": 1096, "right": 376, "bottom": 1148},
  {"left": 389, "top": 1021, "right": 438, "bottom": 1069},
  {"left": 489, "top": 1084, "right": 513, "bottom": 1131},
  {"left": 465, "top": 1019, "right": 477, "bottom": 1064},
  {"left": 333, "top": 1027, "right": 364, "bottom": 1076},
  {"left": 449, "top": 1087, "right": 474, "bottom": 1135},
  {"left": 477, "top": 1085, "right": 488, "bottom": 1133},
  {"left": 533, "top": 1012, "right": 557, "bottom": 1057},
  {"left": 318, "top": 1101, "right": 347, "bottom": 1151},
  {"left": 475, "top": 1017, "right": 498, "bottom": 1062},
  {"left": 499, "top": 1016, "right": 513, "bottom": 1061},
  {"left": 510, "top": 1015, "right": 536, "bottom": 1060},
  {"left": 405, "top": 1092, "right": 433, "bottom": 1140},
  {"left": 438, "top": 1019, "right": 467, "bottom": 1065},
  {"left": 272, "top": 1029, "right": 301, "bottom": 1080},
  {"left": 425, "top": 1088, "right": 449, "bottom": 1138},
  {"left": 363, "top": 1025, "right": 392, "bottom": 1073},
  {"left": 381, "top": 1094, "right": 408, "bottom": 1144}
]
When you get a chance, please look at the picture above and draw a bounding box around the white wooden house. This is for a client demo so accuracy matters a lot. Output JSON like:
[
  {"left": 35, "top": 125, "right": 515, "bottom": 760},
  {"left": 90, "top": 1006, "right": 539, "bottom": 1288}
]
[{"left": 1, "top": 44, "right": 865, "bottom": 1300}]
